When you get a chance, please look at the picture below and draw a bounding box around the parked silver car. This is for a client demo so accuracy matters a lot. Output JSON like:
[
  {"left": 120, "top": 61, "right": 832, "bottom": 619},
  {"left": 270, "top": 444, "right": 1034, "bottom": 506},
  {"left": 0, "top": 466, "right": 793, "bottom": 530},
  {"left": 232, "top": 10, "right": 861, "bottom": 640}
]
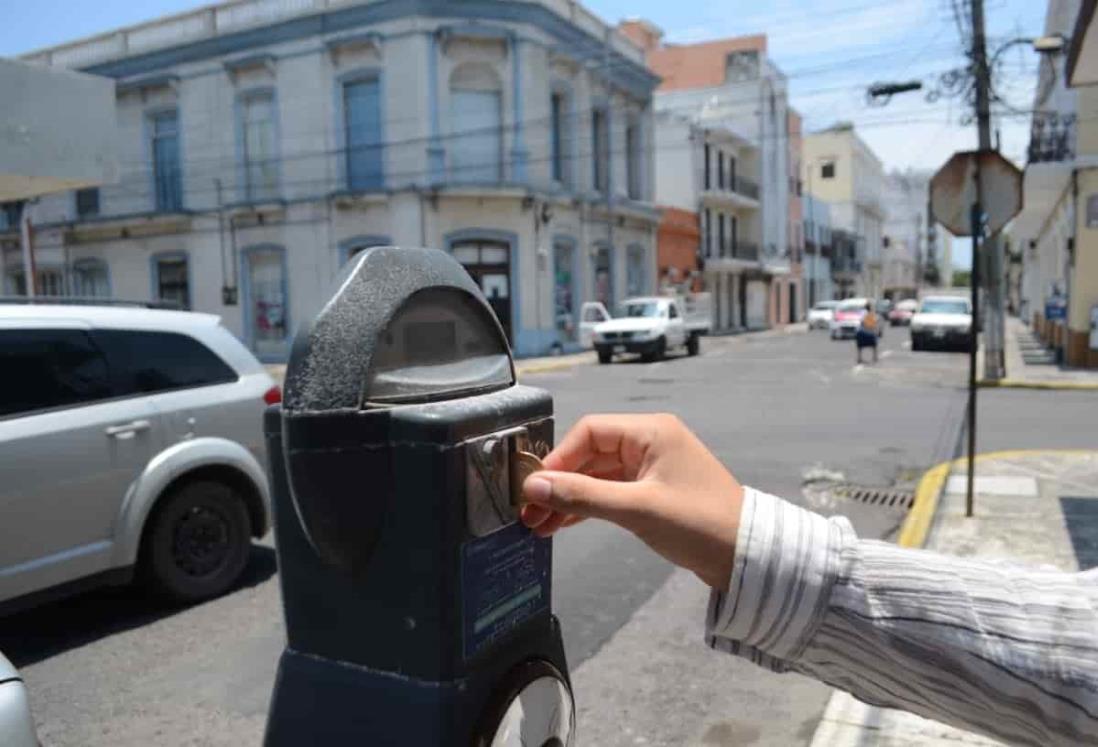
[{"left": 0, "top": 302, "right": 276, "bottom": 612}]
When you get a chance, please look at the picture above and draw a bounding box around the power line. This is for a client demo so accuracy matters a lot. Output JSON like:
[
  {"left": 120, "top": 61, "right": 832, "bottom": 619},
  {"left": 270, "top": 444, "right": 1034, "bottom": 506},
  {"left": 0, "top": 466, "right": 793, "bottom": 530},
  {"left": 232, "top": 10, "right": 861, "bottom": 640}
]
[{"left": 42, "top": 111, "right": 960, "bottom": 209}]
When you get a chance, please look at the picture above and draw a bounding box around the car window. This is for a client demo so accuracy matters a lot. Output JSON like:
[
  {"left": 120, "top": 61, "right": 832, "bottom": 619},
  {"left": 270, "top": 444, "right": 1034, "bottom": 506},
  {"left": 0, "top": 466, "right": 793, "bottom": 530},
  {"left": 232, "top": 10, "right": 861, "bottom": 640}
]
[
  {"left": 0, "top": 328, "right": 112, "bottom": 417},
  {"left": 92, "top": 330, "right": 238, "bottom": 396},
  {"left": 623, "top": 302, "right": 661, "bottom": 318},
  {"left": 920, "top": 299, "right": 969, "bottom": 315},
  {"left": 582, "top": 306, "right": 606, "bottom": 322}
]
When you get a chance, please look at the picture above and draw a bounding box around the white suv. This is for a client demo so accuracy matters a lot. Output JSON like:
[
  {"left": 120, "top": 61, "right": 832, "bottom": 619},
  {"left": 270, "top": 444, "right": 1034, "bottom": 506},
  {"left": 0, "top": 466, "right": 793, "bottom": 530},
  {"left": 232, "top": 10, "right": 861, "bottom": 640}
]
[{"left": 0, "top": 302, "right": 276, "bottom": 612}]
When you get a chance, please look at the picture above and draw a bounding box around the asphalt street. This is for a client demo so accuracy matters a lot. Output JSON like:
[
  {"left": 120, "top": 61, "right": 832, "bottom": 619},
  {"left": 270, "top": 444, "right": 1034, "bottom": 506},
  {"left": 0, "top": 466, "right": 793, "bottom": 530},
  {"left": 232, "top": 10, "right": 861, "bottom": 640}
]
[{"left": 5, "top": 325, "right": 1096, "bottom": 745}]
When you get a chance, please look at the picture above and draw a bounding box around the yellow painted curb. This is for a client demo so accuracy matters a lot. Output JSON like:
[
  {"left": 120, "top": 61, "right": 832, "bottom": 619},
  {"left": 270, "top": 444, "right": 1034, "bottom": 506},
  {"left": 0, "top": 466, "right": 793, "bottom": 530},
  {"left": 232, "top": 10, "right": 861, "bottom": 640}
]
[
  {"left": 897, "top": 448, "right": 1098, "bottom": 549},
  {"left": 516, "top": 356, "right": 593, "bottom": 376},
  {"left": 978, "top": 378, "right": 1098, "bottom": 391}
]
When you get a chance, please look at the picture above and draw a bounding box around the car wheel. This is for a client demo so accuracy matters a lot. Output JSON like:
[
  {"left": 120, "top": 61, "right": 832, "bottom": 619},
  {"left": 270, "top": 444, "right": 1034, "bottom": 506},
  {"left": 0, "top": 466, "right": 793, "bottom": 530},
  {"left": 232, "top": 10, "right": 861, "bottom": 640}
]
[
  {"left": 597, "top": 348, "right": 612, "bottom": 365},
  {"left": 653, "top": 336, "right": 667, "bottom": 361},
  {"left": 142, "top": 480, "right": 252, "bottom": 603},
  {"left": 911, "top": 336, "right": 922, "bottom": 352},
  {"left": 686, "top": 334, "right": 700, "bottom": 356}
]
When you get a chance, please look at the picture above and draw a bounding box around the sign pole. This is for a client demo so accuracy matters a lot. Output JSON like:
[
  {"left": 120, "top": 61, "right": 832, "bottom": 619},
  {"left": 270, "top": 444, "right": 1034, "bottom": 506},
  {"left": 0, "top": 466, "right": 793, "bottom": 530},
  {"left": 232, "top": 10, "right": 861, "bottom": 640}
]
[{"left": 966, "top": 203, "right": 981, "bottom": 518}]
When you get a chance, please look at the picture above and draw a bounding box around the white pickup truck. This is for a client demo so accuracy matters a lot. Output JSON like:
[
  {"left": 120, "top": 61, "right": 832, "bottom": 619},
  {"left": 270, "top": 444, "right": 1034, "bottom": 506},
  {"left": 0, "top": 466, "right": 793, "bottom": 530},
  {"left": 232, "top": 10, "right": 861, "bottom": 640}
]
[{"left": 587, "top": 294, "right": 711, "bottom": 364}]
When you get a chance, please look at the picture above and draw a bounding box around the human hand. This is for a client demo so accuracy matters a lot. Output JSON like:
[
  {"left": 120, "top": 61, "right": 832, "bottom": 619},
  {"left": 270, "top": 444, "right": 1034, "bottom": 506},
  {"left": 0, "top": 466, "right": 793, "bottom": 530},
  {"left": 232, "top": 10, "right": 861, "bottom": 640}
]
[{"left": 520, "top": 414, "right": 744, "bottom": 590}]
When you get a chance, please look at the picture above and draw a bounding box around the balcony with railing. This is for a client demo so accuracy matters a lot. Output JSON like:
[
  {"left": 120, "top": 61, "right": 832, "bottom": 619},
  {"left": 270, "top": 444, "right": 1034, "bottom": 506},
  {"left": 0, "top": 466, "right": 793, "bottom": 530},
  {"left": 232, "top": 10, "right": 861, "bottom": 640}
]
[
  {"left": 701, "top": 174, "right": 760, "bottom": 210},
  {"left": 831, "top": 255, "right": 863, "bottom": 275},
  {"left": 1027, "top": 113, "right": 1075, "bottom": 164},
  {"left": 710, "top": 239, "right": 759, "bottom": 263}
]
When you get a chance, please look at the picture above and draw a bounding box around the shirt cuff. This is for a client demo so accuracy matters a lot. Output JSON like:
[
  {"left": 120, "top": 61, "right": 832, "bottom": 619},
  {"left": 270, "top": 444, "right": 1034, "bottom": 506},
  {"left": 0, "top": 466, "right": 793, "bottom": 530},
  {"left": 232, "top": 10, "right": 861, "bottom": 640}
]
[{"left": 705, "top": 487, "right": 849, "bottom": 662}]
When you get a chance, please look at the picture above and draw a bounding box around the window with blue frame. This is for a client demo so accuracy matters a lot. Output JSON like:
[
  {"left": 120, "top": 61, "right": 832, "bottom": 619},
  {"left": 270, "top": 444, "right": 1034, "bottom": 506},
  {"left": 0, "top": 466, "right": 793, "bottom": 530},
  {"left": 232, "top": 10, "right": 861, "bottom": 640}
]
[
  {"left": 151, "top": 110, "right": 182, "bottom": 212},
  {"left": 592, "top": 109, "right": 608, "bottom": 193},
  {"left": 449, "top": 64, "right": 502, "bottom": 184},
  {"left": 72, "top": 258, "right": 110, "bottom": 298},
  {"left": 626, "top": 120, "right": 642, "bottom": 200},
  {"left": 241, "top": 92, "right": 279, "bottom": 201},
  {"left": 343, "top": 77, "right": 383, "bottom": 191},
  {"left": 0, "top": 202, "right": 20, "bottom": 231},
  {"left": 626, "top": 244, "right": 646, "bottom": 297}
]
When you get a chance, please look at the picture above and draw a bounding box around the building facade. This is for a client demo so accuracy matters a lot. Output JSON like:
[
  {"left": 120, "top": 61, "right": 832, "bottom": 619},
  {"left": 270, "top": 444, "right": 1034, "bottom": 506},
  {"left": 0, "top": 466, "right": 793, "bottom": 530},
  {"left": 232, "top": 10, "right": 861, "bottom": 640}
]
[
  {"left": 776, "top": 107, "right": 804, "bottom": 323},
  {"left": 1009, "top": 0, "right": 1098, "bottom": 367},
  {"left": 802, "top": 193, "right": 835, "bottom": 305},
  {"left": 881, "top": 169, "right": 928, "bottom": 300},
  {"left": 1, "top": 0, "right": 660, "bottom": 360},
  {"left": 620, "top": 21, "right": 794, "bottom": 331},
  {"left": 802, "top": 123, "right": 887, "bottom": 299}
]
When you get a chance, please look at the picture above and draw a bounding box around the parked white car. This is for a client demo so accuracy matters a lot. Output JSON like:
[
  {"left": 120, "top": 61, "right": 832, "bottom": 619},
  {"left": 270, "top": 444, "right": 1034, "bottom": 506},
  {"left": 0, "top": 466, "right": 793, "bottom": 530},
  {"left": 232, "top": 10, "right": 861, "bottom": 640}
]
[
  {"left": 911, "top": 296, "right": 973, "bottom": 351},
  {"left": 0, "top": 301, "right": 276, "bottom": 614},
  {"left": 591, "top": 296, "right": 709, "bottom": 364},
  {"left": 807, "top": 300, "right": 840, "bottom": 330},
  {"left": 0, "top": 651, "right": 36, "bottom": 747}
]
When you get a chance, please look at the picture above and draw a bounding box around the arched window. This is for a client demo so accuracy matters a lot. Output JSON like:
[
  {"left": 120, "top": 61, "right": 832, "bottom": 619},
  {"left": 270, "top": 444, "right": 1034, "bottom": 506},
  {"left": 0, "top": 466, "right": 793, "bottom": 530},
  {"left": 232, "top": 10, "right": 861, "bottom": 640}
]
[
  {"left": 338, "top": 235, "right": 390, "bottom": 267},
  {"left": 592, "top": 243, "right": 613, "bottom": 309},
  {"left": 71, "top": 258, "right": 110, "bottom": 298},
  {"left": 242, "top": 245, "right": 289, "bottom": 361},
  {"left": 449, "top": 63, "right": 502, "bottom": 183}
]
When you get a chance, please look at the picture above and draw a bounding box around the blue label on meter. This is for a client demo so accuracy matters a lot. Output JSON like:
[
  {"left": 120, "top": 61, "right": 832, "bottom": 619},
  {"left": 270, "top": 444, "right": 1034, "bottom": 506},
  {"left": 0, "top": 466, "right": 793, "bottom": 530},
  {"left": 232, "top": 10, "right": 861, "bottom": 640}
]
[{"left": 461, "top": 521, "right": 550, "bottom": 661}]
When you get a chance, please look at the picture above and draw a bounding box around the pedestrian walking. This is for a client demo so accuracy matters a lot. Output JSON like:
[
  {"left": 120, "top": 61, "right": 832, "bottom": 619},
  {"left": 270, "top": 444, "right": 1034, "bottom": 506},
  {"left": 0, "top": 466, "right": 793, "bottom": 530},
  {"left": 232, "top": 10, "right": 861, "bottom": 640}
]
[
  {"left": 521, "top": 414, "right": 1098, "bottom": 746},
  {"left": 855, "top": 301, "right": 879, "bottom": 363}
]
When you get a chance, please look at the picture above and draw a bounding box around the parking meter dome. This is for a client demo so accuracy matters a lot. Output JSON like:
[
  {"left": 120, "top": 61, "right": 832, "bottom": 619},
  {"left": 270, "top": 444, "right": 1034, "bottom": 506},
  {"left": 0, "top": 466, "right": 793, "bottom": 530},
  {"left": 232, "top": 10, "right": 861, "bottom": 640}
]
[
  {"left": 279, "top": 246, "right": 516, "bottom": 571},
  {"left": 283, "top": 246, "right": 514, "bottom": 413}
]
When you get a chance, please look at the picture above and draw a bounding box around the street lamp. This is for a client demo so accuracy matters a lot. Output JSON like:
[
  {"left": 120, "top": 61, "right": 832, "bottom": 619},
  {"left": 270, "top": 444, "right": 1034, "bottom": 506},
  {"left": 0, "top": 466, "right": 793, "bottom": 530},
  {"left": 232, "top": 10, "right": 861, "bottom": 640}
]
[{"left": 1032, "top": 34, "right": 1068, "bottom": 55}]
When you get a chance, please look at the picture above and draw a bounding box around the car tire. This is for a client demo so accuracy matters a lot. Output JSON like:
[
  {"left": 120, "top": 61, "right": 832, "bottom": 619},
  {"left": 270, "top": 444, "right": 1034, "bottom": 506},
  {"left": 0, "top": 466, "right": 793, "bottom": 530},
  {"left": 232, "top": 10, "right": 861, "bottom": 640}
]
[
  {"left": 686, "top": 334, "right": 700, "bottom": 356},
  {"left": 597, "top": 348, "right": 612, "bottom": 365},
  {"left": 911, "top": 336, "right": 923, "bottom": 352},
  {"left": 653, "top": 336, "right": 667, "bottom": 361},
  {"left": 142, "top": 479, "right": 252, "bottom": 604}
]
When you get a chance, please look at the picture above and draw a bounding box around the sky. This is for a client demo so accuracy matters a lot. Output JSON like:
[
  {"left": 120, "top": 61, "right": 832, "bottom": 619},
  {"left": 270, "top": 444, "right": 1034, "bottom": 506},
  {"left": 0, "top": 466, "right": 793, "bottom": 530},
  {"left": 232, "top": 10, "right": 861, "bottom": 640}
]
[{"left": 1, "top": 0, "right": 1051, "bottom": 268}]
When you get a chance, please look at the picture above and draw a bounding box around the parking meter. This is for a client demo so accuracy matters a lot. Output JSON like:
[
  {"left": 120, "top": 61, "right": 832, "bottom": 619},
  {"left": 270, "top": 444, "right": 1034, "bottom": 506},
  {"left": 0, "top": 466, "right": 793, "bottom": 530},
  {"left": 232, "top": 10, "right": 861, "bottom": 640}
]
[{"left": 263, "top": 246, "right": 573, "bottom": 746}]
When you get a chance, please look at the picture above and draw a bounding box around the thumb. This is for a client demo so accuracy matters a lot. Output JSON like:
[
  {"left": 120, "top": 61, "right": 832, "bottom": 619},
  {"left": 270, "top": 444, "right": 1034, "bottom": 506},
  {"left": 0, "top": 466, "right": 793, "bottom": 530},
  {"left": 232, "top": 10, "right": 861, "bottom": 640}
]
[{"left": 523, "top": 470, "right": 643, "bottom": 524}]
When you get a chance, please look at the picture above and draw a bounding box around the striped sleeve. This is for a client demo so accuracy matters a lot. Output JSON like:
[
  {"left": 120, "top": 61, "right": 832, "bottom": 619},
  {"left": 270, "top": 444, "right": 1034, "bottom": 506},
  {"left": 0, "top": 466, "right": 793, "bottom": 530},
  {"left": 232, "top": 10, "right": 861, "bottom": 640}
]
[{"left": 706, "top": 488, "right": 1098, "bottom": 746}]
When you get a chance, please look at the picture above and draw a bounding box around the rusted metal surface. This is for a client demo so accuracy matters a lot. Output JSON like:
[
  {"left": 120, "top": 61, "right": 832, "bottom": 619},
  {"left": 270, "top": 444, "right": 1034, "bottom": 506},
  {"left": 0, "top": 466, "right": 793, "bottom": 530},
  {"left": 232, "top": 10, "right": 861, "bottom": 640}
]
[{"left": 930, "top": 150, "right": 1023, "bottom": 236}]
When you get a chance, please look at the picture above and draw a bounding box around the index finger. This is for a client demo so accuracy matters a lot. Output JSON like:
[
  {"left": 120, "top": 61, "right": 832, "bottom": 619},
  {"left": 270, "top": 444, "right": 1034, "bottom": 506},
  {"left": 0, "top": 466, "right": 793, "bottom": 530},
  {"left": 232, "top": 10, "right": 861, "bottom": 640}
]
[{"left": 542, "top": 414, "right": 656, "bottom": 478}]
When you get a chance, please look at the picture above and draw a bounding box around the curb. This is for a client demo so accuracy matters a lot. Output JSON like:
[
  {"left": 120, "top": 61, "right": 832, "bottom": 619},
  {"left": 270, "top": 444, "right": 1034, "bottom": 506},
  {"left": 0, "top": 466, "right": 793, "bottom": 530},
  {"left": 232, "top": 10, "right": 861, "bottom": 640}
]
[
  {"left": 812, "top": 448, "right": 1098, "bottom": 747},
  {"left": 978, "top": 378, "right": 1098, "bottom": 391},
  {"left": 516, "top": 356, "right": 593, "bottom": 376},
  {"left": 896, "top": 460, "right": 952, "bottom": 548}
]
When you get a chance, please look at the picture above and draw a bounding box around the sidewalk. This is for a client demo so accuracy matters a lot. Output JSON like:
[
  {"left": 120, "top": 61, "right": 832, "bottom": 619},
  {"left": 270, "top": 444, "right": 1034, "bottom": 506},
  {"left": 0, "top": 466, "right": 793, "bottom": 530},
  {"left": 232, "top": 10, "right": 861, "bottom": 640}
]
[
  {"left": 980, "top": 317, "right": 1098, "bottom": 390},
  {"left": 810, "top": 449, "right": 1098, "bottom": 746}
]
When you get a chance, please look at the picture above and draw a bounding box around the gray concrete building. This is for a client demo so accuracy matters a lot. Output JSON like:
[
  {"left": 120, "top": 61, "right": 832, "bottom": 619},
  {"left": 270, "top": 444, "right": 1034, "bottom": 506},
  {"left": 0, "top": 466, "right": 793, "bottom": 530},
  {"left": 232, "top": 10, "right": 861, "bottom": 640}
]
[{"left": 2, "top": 0, "right": 660, "bottom": 360}]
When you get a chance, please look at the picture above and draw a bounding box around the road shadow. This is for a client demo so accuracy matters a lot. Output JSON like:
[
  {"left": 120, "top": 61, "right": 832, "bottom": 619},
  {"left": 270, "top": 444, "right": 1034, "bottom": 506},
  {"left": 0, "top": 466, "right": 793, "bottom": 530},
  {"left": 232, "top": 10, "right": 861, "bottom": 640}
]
[
  {"left": 1060, "top": 497, "right": 1098, "bottom": 571},
  {"left": 0, "top": 544, "right": 276, "bottom": 668},
  {"left": 613, "top": 352, "right": 692, "bottom": 365}
]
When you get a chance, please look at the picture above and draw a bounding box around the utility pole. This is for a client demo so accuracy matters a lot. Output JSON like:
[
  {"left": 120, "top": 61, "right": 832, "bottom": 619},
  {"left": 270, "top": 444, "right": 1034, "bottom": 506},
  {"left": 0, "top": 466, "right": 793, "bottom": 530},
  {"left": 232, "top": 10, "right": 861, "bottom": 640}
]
[
  {"left": 971, "top": 0, "right": 1006, "bottom": 382},
  {"left": 964, "top": 0, "right": 992, "bottom": 517}
]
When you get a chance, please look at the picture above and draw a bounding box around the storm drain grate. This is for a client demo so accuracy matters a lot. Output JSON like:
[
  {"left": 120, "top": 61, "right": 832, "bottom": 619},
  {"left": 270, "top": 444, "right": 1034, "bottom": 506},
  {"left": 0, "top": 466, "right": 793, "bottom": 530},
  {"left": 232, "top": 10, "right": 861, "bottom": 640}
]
[{"left": 832, "top": 484, "right": 916, "bottom": 510}]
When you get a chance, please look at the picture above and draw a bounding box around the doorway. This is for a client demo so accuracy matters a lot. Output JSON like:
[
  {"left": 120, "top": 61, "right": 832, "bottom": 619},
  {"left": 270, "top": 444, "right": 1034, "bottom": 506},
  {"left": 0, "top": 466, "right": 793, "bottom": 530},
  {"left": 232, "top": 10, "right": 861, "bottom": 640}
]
[{"left": 452, "top": 239, "right": 513, "bottom": 343}]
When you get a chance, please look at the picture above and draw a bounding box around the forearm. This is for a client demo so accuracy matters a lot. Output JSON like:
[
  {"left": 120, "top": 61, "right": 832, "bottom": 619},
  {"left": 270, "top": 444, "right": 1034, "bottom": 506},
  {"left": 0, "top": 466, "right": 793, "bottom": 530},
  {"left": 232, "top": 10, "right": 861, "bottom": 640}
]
[{"left": 707, "top": 489, "right": 1098, "bottom": 746}]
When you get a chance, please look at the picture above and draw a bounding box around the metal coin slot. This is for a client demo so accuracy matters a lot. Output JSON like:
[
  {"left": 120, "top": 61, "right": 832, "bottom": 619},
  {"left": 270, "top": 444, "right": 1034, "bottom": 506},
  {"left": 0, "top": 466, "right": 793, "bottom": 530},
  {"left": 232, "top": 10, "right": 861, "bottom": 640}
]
[{"left": 509, "top": 451, "right": 545, "bottom": 507}]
